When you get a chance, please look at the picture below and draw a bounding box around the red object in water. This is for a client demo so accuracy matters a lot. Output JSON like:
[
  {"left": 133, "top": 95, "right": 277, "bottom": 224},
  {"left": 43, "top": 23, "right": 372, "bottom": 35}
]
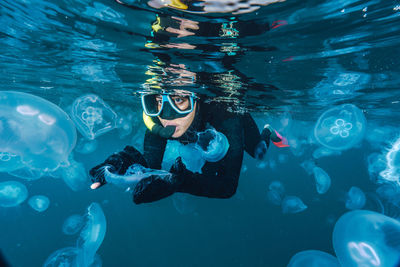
[
  {"left": 282, "top": 56, "right": 294, "bottom": 62},
  {"left": 272, "top": 130, "right": 290, "bottom": 148},
  {"left": 271, "top": 20, "right": 288, "bottom": 30}
]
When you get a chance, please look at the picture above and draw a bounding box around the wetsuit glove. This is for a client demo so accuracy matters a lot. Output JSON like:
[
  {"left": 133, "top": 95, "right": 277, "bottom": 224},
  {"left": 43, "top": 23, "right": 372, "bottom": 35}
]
[
  {"left": 90, "top": 145, "right": 148, "bottom": 187},
  {"left": 133, "top": 157, "right": 186, "bottom": 204}
]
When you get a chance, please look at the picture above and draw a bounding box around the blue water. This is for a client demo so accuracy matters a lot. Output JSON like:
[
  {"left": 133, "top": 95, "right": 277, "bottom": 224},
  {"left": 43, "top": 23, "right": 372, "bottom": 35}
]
[{"left": 1, "top": 0, "right": 400, "bottom": 266}]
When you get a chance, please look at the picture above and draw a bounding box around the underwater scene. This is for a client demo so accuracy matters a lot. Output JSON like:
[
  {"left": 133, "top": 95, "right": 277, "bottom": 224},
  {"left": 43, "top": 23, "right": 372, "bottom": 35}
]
[{"left": 1, "top": 0, "right": 400, "bottom": 266}]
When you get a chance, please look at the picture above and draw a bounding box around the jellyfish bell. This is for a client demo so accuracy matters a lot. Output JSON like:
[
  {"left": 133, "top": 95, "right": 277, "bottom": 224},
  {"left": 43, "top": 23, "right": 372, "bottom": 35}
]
[
  {"left": 0, "top": 181, "right": 28, "bottom": 208},
  {"left": 0, "top": 91, "right": 76, "bottom": 174},
  {"left": 345, "top": 186, "right": 366, "bottom": 210},
  {"left": 287, "top": 250, "right": 340, "bottom": 267},
  {"left": 196, "top": 128, "right": 229, "bottom": 162},
  {"left": 28, "top": 195, "right": 50, "bottom": 212},
  {"left": 62, "top": 214, "right": 85, "bottom": 235},
  {"left": 71, "top": 94, "right": 117, "bottom": 140},
  {"left": 333, "top": 210, "right": 400, "bottom": 267},
  {"left": 314, "top": 104, "right": 366, "bottom": 151}
]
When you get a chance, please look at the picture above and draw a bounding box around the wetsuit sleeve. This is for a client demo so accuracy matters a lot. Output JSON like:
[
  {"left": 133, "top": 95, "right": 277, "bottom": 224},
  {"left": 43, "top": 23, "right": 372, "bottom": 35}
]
[
  {"left": 242, "top": 113, "right": 262, "bottom": 158},
  {"left": 176, "top": 116, "right": 244, "bottom": 198},
  {"left": 143, "top": 129, "right": 167, "bottom": 170}
]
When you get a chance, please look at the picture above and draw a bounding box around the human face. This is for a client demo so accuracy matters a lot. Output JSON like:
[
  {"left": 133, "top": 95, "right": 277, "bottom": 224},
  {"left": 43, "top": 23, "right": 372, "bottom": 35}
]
[{"left": 158, "top": 101, "right": 197, "bottom": 138}]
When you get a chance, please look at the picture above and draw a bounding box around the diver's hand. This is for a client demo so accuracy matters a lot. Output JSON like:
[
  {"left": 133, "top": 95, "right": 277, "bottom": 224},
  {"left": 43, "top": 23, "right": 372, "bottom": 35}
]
[
  {"left": 132, "top": 157, "right": 186, "bottom": 204},
  {"left": 89, "top": 164, "right": 116, "bottom": 190},
  {"left": 90, "top": 182, "right": 102, "bottom": 190}
]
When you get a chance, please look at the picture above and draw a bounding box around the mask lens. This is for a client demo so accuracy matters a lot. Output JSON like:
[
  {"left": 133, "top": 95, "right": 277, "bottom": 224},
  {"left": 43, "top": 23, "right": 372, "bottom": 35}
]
[
  {"left": 143, "top": 94, "right": 162, "bottom": 115},
  {"left": 169, "top": 94, "right": 192, "bottom": 112}
]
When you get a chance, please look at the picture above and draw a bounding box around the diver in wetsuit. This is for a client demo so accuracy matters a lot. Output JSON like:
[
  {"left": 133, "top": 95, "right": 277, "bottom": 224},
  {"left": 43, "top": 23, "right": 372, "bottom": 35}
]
[{"left": 89, "top": 90, "right": 286, "bottom": 204}]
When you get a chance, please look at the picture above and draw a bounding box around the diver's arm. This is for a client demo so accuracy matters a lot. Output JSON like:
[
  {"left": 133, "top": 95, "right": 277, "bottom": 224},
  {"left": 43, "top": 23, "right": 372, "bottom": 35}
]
[{"left": 89, "top": 145, "right": 148, "bottom": 188}]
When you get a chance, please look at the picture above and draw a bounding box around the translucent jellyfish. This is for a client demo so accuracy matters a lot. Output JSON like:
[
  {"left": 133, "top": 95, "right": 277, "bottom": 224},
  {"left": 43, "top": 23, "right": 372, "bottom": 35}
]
[
  {"left": 162, "top": 140, "right": 182, "bottom": 170},
  {"left": 365, "top": 126, "right": 397, "bottom": 150},
  {"left": 60, "top": 157, "right": 88, "bottom": 191},
  {"left": 376, "top": 183, "right": 400, "bottom": 203},
  {"left": 196, "top": 128, "right": 229, "bottom": 162},
  {"left": 314, "top": 104, "right": 366, "bottom": 151},
  {"left": 345, "top": 187, "right": 366, "bottom": 210},
  {"left": 76, "top": 202, "right": 107, "bottom": 267},
  {"left": 312, "top": 147, "right": 341, "bottom": 159},
  {"left": 162, "top": 129, "right": 229, "bottom": 173},
  {"left": 367, "top": 153, "right": 386, "bottom": 183},
  {"left": 63, "top": 214, "right": 85, "bottom": 235},
  {"left": 75, "top": 138, "right": 98, "bottom": 154},
  {"left": 114, "top": 106, "right": 136, "bottom": 139},
  {"left": 28, "top": 195, "right": 50, "bottom": 212},
  {"left": 267, "top": 181, "right": 285, "bottom": 206},
  {"left": 282, "top": 196, "right": 307, "bottom": 214},
  {"left": 278, "top": 154, "right": 288, "bottom": 163},
  {"left": 71, "top": 94, "right": 117, "bottom": 140},
  {"left": 43, "top": 247, "right": 81, "bottom": 267},
  {"left": 172, "top": 193, "right": 197, "bottom": 215},
  {"left": 0, "top": 181, "right": 28, "bottom": 207},
  {"left": 380, "top": 136, "right": 400, "bottom": 185},
  {"left": 43, "top": 247, "right": 102, "bottom": 267},
  {"left": 333, "top": 210, "right": 400, "bottom": 267},
  {"left": 44, "top": 203, "right": 105, "bottom": 267},
  {"left": 287, "top": 250, "right": 340, "bottom": 267},
  {"left": 179, "top": 143, "right": 206, "bottom": 173},
  {"left": 101, "top": 164, "right": 171, "bottom": 188},
  {"left": 313, "top": 167, "right": 331, "bottom": 194},
  {"left": 0, "top": 91, "right": 77, "bottom": 173},
  {"left": 300, "top": 160, "right": 316, "bottom": 175}
]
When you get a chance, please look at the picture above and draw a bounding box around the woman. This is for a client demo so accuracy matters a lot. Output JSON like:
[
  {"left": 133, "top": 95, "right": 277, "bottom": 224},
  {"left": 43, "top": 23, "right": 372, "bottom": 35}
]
[{"left": 90, "top": 90, "right": 287, "bottom": 204}]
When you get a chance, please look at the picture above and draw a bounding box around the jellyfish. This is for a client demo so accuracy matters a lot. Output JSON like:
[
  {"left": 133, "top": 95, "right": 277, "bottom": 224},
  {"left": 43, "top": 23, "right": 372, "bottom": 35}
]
[
  {"left": 380, "top": 136, "right": 400, "bottom": 185},
  {"left": 179, "top": 143, "right": 206, "bottom": 173},
  {"left": 28, "top": 195, "right": 50, "bottom": 212},
  {"left": 333, "top": 210, "right": 400, "bottom": 267},
  {"left": 287, "top": 250, "right": 340, "bottom": 267},
  {"left": 172, "top": 193, "right": 197, "bottom": 215},
  {"left": 101, "top": 164, "right": 172, "bottom": 188},
  {"left": 75, "top": 138, "right": 98, "bottom": 154},
  {"left": 267, "top": 181, "right": 285, "bottom": 206},
  {"left": 278, "top": 154, "right": 288, "bottom": 163},
  {"left": 314, "top": 104, "right": 366, "bottom": 151},
  {"left": 60, "top": 157, "right": 88, "bottom": 191},
  {"left": 114, "top": 105, "right": 136, "bottom": 139},
  {"left": 76, "top": 202, "right": 107, "bottom": 267},
  {"left": 376, "top": 183, "right": 400, "bottom": 203},
  {"left": 312, "top": 147, "right": 341, "bottom": 159},
  {"left": 300, "top": 160, "right": 316, "bottom": 175},
  {"left": 345, "top": 186, "right": 366, "bottom": 210},
  {"left": 63, "top": 214, "right": 85, "bottom": 235},
  {"left": 196, "top": 128, "right": 229, "bottom": 162},
  {"left": 0, "top": 91, "right": 77, "bottom": 174},
  {"left": 0, "top": 181, "right": 28, "bottom": 208},
  {"left": 71, "top": 94, "right": 117, "bottom": 140},
  {"left": 43, "top": 247, "right": 102, "bottom": 267},
  {"left": 43, "top": 247, "right": 81, "bottom": 267},
  {"left": 367, "top": 153, "right": 386, "bottom": 183},
  {"left": 282, "top": 196, "right": 307, "bottom": 214},
  {"left": 43, "top": 203, "right": 106, "bottom": 267},
  {"left": 162, "top": 129, "right": 229, "bottom": 173},
  {"left": 312, "top": 167, "right": 331, "bottom": 194}
]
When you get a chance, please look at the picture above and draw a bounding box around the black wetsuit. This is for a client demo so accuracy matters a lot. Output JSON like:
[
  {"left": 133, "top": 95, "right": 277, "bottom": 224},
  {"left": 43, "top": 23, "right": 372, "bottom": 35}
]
[
  {"left": 90, "top": 100, "right": 267, "bottom": 204},
  {"left": 142, "top": 101, "right": 263, "bottom": 199}
]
